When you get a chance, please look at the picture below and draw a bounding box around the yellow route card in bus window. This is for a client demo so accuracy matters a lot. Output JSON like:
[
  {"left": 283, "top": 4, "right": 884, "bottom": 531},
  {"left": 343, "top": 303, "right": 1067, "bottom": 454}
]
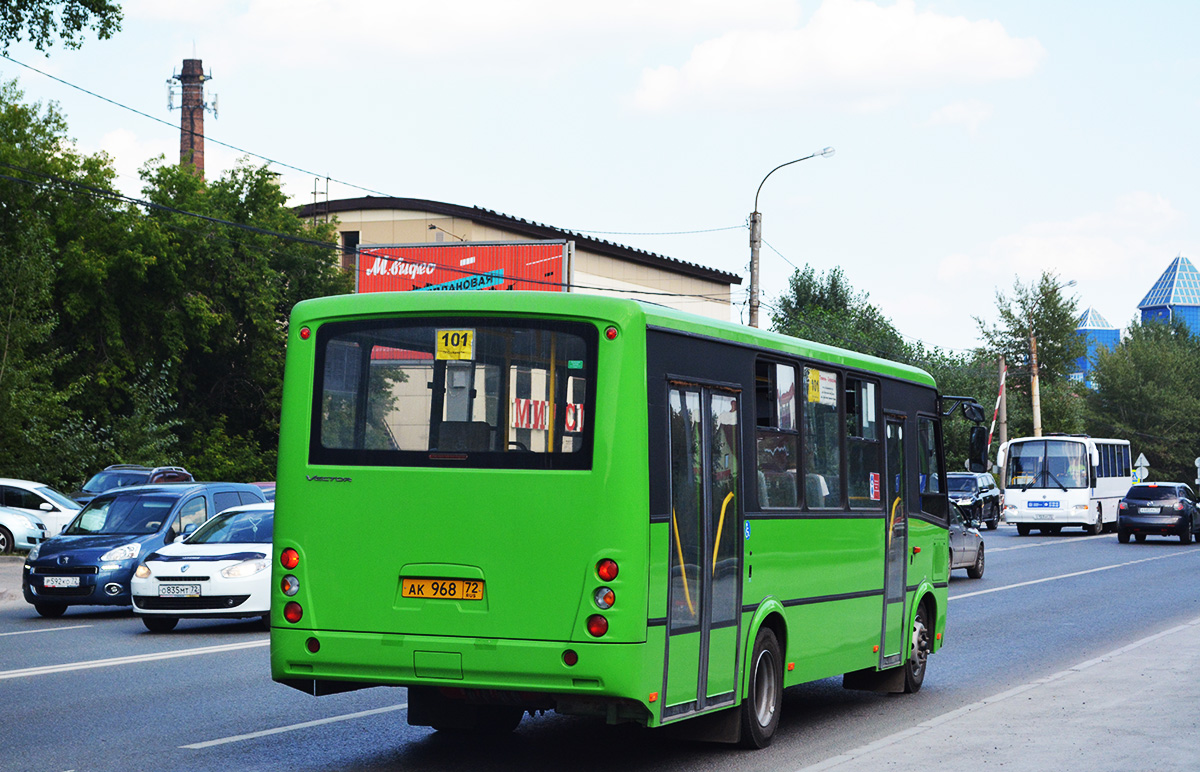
[{"left": 436, "top": 329, "right": 475, "bottom": 360}]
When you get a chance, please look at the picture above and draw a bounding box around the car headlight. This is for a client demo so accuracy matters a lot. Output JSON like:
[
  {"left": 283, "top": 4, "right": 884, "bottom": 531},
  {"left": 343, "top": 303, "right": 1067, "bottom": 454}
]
[
  {"left": 221, "top": 558, "right": 271, "bottom": 579},
  {"left": 134, "top": 564, "right": 152, "bottom": 579},
  {"left": 955, "top": 498, "right": 972, "bottom": 505},
  {"left": 14, "top": 514, "right": 36, "bottom": 529},
  {"left": 27, "top": 544, "right": 41, "bottom": 561},
  {"left": 100, "top": 543, "right": 141, "bottom": 562}
]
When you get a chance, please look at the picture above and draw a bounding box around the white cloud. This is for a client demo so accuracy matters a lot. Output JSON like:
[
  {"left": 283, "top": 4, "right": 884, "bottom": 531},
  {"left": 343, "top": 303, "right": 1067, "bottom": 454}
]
[
  {"left": 927, "top": 99, "right": 994, "bottom": 135},
  {"left": 632, "top": 0, "right": 1044, "bottom": 112},
  {"left": 940, "top": 192, "right": 1182, "bottom": 283}
]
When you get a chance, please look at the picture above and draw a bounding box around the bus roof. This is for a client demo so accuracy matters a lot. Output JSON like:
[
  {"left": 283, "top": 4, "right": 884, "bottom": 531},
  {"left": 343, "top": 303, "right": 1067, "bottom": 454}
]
[{"left": 291, "top": 291, "right": 937, "bottom": 388}]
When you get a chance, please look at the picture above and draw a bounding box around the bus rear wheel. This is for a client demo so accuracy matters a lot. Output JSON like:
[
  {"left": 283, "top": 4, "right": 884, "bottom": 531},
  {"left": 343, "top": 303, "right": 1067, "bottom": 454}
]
[{"left": 739, "top": 627, "right": 782, "bottom": 748}]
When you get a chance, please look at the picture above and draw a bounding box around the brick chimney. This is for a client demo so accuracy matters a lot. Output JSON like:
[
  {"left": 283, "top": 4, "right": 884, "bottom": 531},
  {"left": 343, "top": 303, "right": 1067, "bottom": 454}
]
[{"left": 178, "top": 59, "right": 207, "bottom": 178}]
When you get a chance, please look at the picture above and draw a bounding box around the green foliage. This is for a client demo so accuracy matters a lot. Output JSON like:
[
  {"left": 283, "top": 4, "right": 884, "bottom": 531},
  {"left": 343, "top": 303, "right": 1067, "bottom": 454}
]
[
  {"left": 1086, "top": 319, "right": 1200, "bottom": 483},
  {"left": 0, "top": 0, "right": 122, "bottom": 53},
  {"left": 0, "top": 83, "right": 352, "bottom": 488},
  {"left": 769, "top": 265, "right": 909, "bottom": 360}
]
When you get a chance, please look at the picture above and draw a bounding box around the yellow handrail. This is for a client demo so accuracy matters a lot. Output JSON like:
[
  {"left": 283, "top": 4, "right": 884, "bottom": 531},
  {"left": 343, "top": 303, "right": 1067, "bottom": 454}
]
[
  {"left": 712, "top": 492, "right": 734, "bottom": 573},
  {"left": 671, "top": 508, "right": 696, "bottom": 617}
]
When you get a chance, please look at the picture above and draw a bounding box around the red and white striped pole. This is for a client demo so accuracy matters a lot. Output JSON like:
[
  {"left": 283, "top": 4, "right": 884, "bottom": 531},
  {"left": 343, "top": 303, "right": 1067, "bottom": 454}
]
[{"left": 987, "top": 363, "right": 1007, "bottom": 452}]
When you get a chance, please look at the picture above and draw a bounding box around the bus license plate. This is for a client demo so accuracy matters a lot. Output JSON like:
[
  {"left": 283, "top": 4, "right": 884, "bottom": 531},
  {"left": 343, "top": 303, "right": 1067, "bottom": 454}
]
[
  {"left": 159, "top": 584, "right": 201, "bottom": 597},
  {"left": 44, "top": 576, "right": 80, "bottom": 588},
  {"left": 402, "top": 578, "right": 484, "bottom": 601}
]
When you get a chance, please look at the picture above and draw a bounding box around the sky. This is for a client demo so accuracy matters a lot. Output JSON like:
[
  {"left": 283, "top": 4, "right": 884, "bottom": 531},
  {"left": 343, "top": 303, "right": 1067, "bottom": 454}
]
[{"left": 3, "top": 0, "right": 1198, "bottom": 352}]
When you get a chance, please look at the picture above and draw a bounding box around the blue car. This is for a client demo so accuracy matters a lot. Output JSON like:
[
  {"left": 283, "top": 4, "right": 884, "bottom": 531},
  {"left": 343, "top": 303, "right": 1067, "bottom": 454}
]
[{"left": 22, "top": 482, "right": 267, "bottom": 618}]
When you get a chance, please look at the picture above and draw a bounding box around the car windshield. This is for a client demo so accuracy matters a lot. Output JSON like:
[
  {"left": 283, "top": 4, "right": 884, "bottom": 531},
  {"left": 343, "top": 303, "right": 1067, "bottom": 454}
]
[
  {"left": 82, "top": 470, "right": 149, "bottom": 494},
  {"left": 37, "top": 486, "right": 81, "bottom": 510},
  {"left": 187, "top": 508, "right": 274, "bottom": 544},
  {"left": 1126, "top": 486, "right": 1178, "bottom": 501},
  {"left": 948, "top": 477, "right": 978, "bottom": 494},
  {"left": 64, "top": 494, "right": 178, "bottom": 535}
]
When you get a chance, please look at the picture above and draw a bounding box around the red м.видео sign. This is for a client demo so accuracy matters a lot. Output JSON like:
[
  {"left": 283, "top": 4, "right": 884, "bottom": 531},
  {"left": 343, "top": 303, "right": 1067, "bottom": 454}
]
[{"left": 356, "top": 241, "right": 570, "bottom": 294}]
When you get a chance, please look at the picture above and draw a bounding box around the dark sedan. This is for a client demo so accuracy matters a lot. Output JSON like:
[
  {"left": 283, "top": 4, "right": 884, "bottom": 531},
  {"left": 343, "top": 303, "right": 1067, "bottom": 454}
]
[
  {"left": 947, "top": 472, "right": 1002, "bottom": 530},
  {"left": 1117, "top": 482, "right": 1199, "bottom": 544}
]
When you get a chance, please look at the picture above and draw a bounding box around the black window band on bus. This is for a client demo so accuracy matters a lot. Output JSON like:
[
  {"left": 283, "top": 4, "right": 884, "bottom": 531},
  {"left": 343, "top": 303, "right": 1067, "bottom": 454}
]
[{"left": 308, "top": 317, "right": 599, "bottom": 471}]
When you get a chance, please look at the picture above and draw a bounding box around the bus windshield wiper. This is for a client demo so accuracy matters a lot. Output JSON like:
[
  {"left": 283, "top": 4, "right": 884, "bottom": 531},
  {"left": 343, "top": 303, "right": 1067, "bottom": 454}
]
[{"left": 1045, "top": 468, "right": 1068, "bottom": 492}]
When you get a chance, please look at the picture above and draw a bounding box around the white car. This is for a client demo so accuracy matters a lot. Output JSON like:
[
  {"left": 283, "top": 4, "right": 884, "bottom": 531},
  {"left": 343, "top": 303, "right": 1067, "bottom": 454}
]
[
  {"left": 0, "top": 478, "right": 82, "bottom": 537},
  {"left": 131, "top": 502, "right": 274, "bottom": 632}
]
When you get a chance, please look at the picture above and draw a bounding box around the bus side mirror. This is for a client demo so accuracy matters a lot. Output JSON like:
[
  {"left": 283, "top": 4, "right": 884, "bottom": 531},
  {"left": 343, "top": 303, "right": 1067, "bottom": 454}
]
[
  {"left": 962, "top": 403, "right": 986, "bottom": 423},
  {"left": 967, "top": 426, "right": 988, "bottom": 473}
]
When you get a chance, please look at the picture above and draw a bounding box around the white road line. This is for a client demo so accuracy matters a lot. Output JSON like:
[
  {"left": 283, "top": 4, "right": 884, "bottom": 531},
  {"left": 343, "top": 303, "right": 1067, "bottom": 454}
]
[
  {"left": 0, "top": 638, "right": 268, "bottom": 680},
  {"left": 181, "top": 703, "right": 410, "bottom": 749},
  {"left": 0, "top": 624, "right": 93, "bottom": 637},
  {"left": 794, "top": 616, "right": 1200, "bottom": 771},
  {"left": 988, "top": 533, "right": 1109, "bottom": 552},
  {"left": 950, "top": 547, "right": 1200, "bottom": 601}
]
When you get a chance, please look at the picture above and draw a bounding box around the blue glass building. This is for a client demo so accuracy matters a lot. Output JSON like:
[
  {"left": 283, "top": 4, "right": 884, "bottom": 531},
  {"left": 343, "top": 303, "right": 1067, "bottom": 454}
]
[
  {"left": 1072, "top": 307, "right": 1120, "bottom": 387},
  {"left": 1138, "top": 255, "right": 1200, "bottom": 332}
]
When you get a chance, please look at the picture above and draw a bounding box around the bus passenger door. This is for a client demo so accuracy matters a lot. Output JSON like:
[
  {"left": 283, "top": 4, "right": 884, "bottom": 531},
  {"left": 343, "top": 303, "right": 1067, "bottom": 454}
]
[
  {"left": 663, "top": 383, "right": 742, "bottom": 719},
  {"left": 881, "top": 417, "right": 908, "bottom": 668}
]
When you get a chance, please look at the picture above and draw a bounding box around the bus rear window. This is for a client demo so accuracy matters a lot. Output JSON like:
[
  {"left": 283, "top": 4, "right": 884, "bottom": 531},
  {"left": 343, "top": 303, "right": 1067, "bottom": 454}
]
[{"left": 311, "top": 318, "right": 596, "bottom": 469}]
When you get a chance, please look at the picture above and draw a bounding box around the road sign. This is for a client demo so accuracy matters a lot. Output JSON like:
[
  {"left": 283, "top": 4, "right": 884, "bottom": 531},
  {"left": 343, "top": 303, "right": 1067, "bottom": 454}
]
[{"left": 1135, "top": 453, "right": 1150, "bottom": 468}]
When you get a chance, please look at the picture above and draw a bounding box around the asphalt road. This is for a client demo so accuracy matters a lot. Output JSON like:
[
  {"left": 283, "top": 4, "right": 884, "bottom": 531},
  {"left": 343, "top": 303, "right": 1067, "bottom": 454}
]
[{"left": 3, "top": 525, "right": 1199, "bottom": 772}]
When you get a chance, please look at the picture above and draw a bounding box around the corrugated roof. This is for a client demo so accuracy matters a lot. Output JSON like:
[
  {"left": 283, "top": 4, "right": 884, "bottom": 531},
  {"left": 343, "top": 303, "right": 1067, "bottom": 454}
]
[
  {"left": 1138, "top": 255, "right": 1200, "bottom": 309},
  {"left": 299, "top": 197, "right": 743, "bottom": 286},
  {"left": 1076, "top": 306, "right": 1116, "bottom": 330}
]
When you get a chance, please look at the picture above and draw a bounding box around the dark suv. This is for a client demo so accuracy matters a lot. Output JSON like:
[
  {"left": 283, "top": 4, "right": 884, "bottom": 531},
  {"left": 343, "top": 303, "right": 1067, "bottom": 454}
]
[
  {"left": 947, "top": 472, "right": 1002, "bottom": 530},
  {"left": 72, "top": 465, "right": 194, "bottom": 506},
  {"left": 22, "top": 482, "right": 266, "bottom": 618},
  {"left": 1117, "top": 483, "right": 1199, "bottom": 544}
]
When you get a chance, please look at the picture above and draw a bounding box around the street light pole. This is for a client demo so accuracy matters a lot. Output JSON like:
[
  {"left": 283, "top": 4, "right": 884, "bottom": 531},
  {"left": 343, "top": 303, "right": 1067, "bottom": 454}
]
[
  {"left": 1029, "top": 278, "right": 1076, "bottom": 437},
  {"left": 748, "top": 147, "right": 834, "bottom": 328}
]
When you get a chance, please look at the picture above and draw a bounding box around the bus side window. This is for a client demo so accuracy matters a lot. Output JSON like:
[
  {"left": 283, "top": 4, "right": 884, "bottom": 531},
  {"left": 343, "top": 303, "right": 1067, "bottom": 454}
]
[
  {"left": 917, "top": 416, "right": 946, "bottom": 519},
  {"left": 802, "top": 367, "right": 841, "bottom": 509},
  {"left": 755, "top": 360, "right": 798, "bottom": 509},
  {"left": 845, "top": 378, "right": 882, "bottom": 510}
]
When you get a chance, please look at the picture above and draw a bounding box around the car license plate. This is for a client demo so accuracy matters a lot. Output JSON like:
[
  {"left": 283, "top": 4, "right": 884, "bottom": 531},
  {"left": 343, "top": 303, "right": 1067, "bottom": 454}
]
[
  {"left": 159, "top": 584, "right": 201, "bottom": 598},
  {"left": 401, "top": 578, "right": 484, "bottom": 601},
  {"left": 1139, "top": 507, "right": 1161, "bottom": 514},
  {"left": 43, "top": 576, "right": 80, "bottom": 588}
]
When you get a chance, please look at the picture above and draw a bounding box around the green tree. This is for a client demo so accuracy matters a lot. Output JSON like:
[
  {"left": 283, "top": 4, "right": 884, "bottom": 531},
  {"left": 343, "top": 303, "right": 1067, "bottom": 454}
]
[
  {"left": 1086, "top": 319, "right": 1200, "bottom": 483},
  {"left": 976, "top": 272, "right": 1086, "bottom": 437},
  {"left": 0, "top": 0, "right": 121, "bottom": 53},
  {"left": 768, "top": 265, "right": 909, "bottom": 360}
]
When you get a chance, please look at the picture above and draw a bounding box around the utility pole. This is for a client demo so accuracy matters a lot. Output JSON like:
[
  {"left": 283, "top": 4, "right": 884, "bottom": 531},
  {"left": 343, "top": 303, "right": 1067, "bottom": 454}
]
[
  {"left": 998, "top": 354, "right": 1007, "bottom": 449},
  {"left": 1029, "top": 332, "right": 1042, "bottom": 437},
  {"left": 749, "top": 212, "right": 763, "bottom": 327}
]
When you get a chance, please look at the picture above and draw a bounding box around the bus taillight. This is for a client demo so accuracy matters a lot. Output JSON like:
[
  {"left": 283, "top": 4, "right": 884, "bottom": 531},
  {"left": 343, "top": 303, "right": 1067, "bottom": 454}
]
[
  {"left": 284, "top": 602, "right": 303, "bottom": 623},
  {"left": 281, "top": 548, "right": 300, "bottom": 569},
  {"left": 596, "top": 559, "right": 619, "bottom": 581},
  {"left": 281, "top": 575, "right": 299, "bottom": 596},
  {"left": 593, "top": 587, "right": 615, "bottom": 609},
  {"left": 586, "top": 615, "right": 608, "bottom": 637}
]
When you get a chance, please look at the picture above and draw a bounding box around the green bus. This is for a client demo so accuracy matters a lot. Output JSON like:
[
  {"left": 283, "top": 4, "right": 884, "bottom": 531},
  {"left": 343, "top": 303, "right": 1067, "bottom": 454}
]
[{"left": 271, "top": 290, "right": 977, "bottom": 747}]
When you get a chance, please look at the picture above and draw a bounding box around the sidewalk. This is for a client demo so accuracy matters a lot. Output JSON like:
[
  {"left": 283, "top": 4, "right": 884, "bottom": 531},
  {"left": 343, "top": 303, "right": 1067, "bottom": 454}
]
[{"left": 799, "top": 616, "right": 1200, "bottom": 772}]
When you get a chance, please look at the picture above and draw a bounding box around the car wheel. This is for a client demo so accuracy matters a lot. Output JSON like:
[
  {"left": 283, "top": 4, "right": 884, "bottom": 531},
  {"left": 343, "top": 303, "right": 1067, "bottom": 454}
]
[
  {"left": 1117, "top": 529, "right": 1130, "bottom": 544},
  {"left": 739, "top": 626, "right": 783, "bottom": 748},
  {"left": 142, "top": 616, "right": 178, "bottom": 633},
  {"left": 1017, "top": 524, "right": 1030, "bottom": 536},
  {"left": 1181, "top": 526, "right": 1193, "bottom": 545},
  {"left": 904, "top": 603, "right": 931, "bottom": 694},
  {"left": 967, "top": 545, "right": 985, "bottom": 579},
  {"left": 259, "top": 613, "right": 271, "bottom": 630},
  {"left": 1135, "top": 534, "right": 1147, "bottom": 543},
  {"left": 986, "top": 505, "right": 999, "bottom": 530},
  {"left": 34, "top": 602, "right": 67, "bottom": 618},
  {"left": 0, "top": 526, "right": 12, "bottom": 555}
]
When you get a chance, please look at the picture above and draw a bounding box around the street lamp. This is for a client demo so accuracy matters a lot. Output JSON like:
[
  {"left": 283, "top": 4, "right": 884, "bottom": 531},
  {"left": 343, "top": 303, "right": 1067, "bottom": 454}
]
[
  {"left": 748, "top": 147, "right": 835, "bottom": 328},
  {"left": 1029, "top": 278, "right": 1076, "bottom": 437}
]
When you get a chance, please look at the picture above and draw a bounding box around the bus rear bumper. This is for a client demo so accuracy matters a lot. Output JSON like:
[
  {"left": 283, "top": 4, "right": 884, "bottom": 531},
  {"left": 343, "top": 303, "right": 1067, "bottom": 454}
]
[{"left": 271, "top": 626, "right": 659, "bottom": 724}]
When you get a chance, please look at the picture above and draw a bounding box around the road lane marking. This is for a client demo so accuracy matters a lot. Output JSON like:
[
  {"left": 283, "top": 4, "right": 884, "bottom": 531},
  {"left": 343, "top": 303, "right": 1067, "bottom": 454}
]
[
  {"left": 795, "top": 616, "right": 1200, "bottom": 771},
  {"left": 181, "top": 703, "right": 409, "bottom": 749},
  {"left": 988, "top": 533, "right": 1109, "bottom": 552},
  {"left": 0, "top": 624, "right": 93, "bottom": 636},
  {"left": 0, "top": 638, "right": 268, "bottom": 680},
  {"left": 950, "top": 547, "right": 1200, "bottom": 601}
]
